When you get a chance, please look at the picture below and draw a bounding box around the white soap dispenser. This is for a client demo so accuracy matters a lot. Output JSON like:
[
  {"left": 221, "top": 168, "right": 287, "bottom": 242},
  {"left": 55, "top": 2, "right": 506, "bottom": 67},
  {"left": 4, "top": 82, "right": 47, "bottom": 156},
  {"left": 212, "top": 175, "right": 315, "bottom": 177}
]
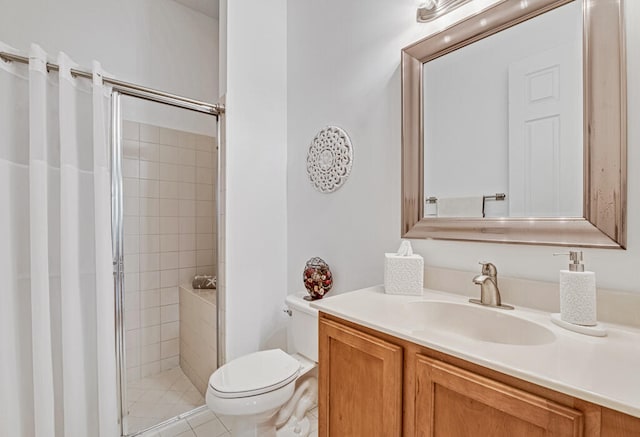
[{"left": 551, "top": 251, "right": 606, "bottom": 337}]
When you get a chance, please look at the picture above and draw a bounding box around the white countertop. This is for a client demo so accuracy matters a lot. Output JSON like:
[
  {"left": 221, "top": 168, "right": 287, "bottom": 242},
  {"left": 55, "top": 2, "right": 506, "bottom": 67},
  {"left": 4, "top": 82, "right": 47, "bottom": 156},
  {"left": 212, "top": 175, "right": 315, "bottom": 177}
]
[{"left": 311, "top": 286, "right": 640, "bottom": 418}]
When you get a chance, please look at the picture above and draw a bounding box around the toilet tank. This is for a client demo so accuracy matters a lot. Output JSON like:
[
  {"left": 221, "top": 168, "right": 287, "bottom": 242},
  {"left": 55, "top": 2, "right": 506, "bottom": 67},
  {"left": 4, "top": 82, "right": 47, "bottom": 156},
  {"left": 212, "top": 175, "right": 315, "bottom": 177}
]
[{"left": 285, "top": 293, "right": 319, "bottom": 362}]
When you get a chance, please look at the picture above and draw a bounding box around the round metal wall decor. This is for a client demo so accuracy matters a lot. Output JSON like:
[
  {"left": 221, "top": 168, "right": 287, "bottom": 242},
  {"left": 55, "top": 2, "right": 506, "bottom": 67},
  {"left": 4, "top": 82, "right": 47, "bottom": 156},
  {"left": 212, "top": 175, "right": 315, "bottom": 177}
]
[{"left": 306, "top": 126, "right": 353, "bottom": 193}]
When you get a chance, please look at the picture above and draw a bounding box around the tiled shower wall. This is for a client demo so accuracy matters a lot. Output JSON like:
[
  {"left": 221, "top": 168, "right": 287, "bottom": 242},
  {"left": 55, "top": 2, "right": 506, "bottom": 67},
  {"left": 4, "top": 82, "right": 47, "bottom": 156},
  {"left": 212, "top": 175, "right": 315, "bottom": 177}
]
[{"left": 122, "top": 120, "right": 217, "bottom": 382}]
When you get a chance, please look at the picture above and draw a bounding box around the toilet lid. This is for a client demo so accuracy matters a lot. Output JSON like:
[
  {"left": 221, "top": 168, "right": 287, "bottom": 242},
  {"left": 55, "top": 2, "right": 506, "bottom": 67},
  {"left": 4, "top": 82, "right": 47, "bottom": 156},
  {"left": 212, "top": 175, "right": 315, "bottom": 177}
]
[{"left": 209, "top": 349, "right": 301, "bottom": 399}]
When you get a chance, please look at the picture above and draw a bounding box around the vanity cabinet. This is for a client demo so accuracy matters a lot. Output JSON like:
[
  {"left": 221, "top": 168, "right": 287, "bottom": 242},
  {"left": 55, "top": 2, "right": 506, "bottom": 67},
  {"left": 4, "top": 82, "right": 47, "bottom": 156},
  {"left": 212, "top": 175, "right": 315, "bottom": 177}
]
[
  {"left": 318, "top": 313, "right": 640, "bottom": 437},
  {"left": 318, "top": 317, "right": 403, "bottom": 437},
  {"left": 414, "top": 354, "right": 582, "bottom": 437}
]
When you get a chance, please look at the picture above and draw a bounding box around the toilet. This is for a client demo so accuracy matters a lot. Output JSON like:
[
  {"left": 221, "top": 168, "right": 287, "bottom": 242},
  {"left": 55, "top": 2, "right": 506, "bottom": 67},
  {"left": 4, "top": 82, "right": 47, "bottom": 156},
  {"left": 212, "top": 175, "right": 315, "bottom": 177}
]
[{"left": 206, "top": 293, "right": 319, "bottom": 437}]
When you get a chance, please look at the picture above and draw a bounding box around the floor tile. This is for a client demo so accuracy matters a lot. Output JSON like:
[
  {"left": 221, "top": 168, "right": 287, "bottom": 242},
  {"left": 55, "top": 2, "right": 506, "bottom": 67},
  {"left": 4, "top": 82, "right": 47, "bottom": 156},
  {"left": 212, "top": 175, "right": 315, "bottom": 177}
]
[
  {"left": 126, "top": 367, "right": 205, "bottom": 435},
  {"left": 186, "top": 409, "right": 217, "bottom": 429},
  {"left": 193, "top": 418, "right": 227, "bottom": 437}
]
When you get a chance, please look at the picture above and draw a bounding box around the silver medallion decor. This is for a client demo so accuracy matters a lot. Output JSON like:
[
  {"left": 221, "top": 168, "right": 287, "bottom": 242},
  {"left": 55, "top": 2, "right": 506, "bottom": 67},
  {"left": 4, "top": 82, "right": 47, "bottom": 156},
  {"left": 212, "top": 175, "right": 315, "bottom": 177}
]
[{"left": 306, "top": 126, "right": 353, "bottom": 193}]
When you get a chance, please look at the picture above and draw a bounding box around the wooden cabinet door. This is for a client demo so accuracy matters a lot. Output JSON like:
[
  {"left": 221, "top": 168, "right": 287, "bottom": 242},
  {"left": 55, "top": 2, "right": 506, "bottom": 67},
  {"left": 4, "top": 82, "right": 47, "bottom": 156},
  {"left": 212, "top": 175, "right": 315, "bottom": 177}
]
[
  {"left": 318, "top": 318, "right": 403, "bottom": 437},
  {"left": 414, "top": 354, "right": 584, "bottom": 437}
]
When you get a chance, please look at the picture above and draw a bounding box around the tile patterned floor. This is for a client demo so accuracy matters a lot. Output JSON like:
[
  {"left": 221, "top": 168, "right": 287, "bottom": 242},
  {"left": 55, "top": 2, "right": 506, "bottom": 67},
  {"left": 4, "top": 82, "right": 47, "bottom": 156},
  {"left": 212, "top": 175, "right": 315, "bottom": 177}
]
[
  {"left": 141, "top": 404, "right": 319, "bottom": 437},
  {"left": 126, "top": 367, "right": 206, "bottom": 434}
]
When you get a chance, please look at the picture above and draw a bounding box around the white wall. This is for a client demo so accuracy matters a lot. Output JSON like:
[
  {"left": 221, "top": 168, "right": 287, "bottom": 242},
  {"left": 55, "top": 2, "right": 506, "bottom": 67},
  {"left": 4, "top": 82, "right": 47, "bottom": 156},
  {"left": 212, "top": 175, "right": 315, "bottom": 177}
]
[
  {"left": 287, "top": 0, "right": 640, "bottom": 293},
  {"left": 0, "top": 0, "right": 219, "bottom": 135},
  {"left": 222, "top": 0, "right": 288, "bottom": 360}
]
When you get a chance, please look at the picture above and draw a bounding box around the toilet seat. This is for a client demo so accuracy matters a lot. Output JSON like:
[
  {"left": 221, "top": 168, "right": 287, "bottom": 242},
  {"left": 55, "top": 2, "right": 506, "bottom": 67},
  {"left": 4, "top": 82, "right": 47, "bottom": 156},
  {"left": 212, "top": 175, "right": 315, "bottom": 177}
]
[{"left": 209, "top": 349, "right": 301, "bottom": 399}]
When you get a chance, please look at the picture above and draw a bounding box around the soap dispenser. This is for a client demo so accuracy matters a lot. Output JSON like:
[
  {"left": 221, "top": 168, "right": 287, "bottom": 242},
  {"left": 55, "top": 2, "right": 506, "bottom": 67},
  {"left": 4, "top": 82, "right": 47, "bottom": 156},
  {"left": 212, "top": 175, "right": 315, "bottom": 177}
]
[{"left": 554, "top": 251, "right": 596, "bottom": 326}]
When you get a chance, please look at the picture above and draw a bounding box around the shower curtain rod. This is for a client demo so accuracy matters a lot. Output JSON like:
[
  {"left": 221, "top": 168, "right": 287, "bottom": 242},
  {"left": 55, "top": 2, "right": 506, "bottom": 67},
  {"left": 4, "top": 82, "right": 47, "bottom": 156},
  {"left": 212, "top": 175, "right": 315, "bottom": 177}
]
[{"left": 0, "top": 51, "right": 224, "bottom": 116}]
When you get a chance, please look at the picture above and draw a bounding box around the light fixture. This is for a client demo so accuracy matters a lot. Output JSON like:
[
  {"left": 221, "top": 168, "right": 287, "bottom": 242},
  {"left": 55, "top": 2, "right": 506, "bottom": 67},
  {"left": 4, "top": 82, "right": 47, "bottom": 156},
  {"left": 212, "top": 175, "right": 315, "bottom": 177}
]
[{"left": 417, "top": 0, "right": 473, "bottom": 23}]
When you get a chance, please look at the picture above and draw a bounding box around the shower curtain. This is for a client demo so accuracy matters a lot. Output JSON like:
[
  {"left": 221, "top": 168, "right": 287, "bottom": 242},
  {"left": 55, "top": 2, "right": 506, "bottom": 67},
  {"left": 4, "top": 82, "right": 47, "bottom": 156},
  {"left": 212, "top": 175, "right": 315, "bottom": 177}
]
[{"left": 0, "top": 43, "right": 118, "bottom": 437}]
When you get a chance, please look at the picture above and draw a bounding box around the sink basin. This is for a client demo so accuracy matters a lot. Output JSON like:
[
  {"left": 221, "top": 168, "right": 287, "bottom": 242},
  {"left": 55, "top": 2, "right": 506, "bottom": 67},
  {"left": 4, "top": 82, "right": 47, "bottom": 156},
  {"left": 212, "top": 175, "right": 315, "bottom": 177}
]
[{"left": 405, "top": 301, "right": 556, "bottom": 346}]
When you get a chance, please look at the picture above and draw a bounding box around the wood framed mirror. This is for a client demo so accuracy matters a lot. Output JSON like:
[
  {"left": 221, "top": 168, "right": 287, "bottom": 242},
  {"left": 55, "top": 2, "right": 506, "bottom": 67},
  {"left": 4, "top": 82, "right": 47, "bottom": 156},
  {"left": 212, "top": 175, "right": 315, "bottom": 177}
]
[{"left": 401, "top": 0, "right": 626, "bottom": 248}]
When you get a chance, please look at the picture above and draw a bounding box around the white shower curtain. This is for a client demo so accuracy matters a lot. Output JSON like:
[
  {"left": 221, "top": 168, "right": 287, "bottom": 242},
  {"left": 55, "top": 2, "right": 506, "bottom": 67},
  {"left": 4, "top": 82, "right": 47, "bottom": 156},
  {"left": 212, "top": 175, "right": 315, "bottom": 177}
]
[{"left": 0, "top": 43, "right": 118, "bottom": 437}]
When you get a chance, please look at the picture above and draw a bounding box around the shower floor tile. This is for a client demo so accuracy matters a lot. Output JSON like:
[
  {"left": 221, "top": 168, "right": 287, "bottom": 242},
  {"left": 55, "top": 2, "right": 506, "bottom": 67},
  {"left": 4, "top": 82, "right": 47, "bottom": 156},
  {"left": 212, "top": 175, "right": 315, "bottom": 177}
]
[{"left": 126, "top": 367, "right": 205, "bottom": 435}]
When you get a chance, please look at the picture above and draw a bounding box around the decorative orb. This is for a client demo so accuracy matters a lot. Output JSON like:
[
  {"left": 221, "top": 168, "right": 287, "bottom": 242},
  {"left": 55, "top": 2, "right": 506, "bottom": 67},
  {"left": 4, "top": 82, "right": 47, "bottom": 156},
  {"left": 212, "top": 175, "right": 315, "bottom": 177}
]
[{"left": 303, "top": 257, "right": 333, "bottom": 300}]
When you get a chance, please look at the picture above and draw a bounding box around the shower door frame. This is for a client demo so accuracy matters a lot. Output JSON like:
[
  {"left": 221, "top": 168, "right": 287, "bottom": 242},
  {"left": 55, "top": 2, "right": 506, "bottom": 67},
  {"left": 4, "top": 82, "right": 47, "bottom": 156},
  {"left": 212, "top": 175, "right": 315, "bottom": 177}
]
[{"left": 111, "top": 89, "right": 224, "bottom": 437}]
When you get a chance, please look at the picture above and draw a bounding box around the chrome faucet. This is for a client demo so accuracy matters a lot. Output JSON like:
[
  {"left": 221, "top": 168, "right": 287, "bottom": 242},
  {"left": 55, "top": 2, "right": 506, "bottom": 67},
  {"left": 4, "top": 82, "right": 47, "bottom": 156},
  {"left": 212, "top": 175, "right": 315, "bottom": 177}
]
[{"left": 470, "top": 262, "right": 514, "bottom": 310}]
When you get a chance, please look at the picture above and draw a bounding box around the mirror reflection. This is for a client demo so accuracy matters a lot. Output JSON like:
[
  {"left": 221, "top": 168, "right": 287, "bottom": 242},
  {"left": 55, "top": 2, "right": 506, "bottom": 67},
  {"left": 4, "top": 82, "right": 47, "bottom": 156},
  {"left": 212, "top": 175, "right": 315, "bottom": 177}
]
[{"left": 423, "top": 1, "right": 583, "bottom": 218}]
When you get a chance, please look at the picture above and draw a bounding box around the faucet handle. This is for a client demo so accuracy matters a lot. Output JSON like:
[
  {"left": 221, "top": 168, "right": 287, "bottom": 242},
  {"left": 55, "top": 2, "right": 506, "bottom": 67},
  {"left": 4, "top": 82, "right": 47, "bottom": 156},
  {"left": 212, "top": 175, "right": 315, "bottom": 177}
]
[{"left": 478, "top": 261, "right": 497, "bottom": 277}]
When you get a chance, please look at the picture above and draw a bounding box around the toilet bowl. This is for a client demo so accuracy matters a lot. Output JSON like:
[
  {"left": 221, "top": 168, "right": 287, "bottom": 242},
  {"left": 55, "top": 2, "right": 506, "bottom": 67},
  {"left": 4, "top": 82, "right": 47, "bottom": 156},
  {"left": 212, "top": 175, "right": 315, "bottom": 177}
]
[{"left": 206, "top": 293, "right": 319, "bottom": 437}]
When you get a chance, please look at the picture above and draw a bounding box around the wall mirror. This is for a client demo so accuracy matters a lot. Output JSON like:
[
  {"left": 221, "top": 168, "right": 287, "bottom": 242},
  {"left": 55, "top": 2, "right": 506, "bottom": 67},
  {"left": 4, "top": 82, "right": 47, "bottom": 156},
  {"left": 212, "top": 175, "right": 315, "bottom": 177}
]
[{"left": 402, "top": 0, "right": 626, "bottom": 248}]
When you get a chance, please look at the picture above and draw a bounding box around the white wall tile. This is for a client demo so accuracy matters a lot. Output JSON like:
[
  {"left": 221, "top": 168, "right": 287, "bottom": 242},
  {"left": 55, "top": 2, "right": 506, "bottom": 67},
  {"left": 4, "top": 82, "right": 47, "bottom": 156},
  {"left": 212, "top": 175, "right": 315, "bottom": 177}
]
[
  {"left": 123, "top": 178, "right": 139, "bottom": 198},
  {"left": 140, "top": 124, "right": 160, "bottom": 143},
  {"left": 127, "top": 366, "right": 141, "bottom": 383},
  {"left": 159, "top": 181, "right": 179, "bottom": 199},
  {"left": 196, "top": 217, "right": 214, "bottom": 234},
  {"left": 161, "top": 287, "right": 179, "bottom": 306},
  {"left": 161, "top": 356, "right": 179, "bottom": 371},
  {"left": 180, "top": 234, "right": 196, "bottom": 251},
  {"left": 139, "top": 142, "right": 159, "bottom": 162},
  {"left": 123, "top": 140, "right": 139, "bottom": 159},
  {"left": 140, "top": 307, "right": 160, "bottom": 327},
  {"left": 160, "top": 199, "right": 180, "bottom": 217},
  {"left": 140, "top": 326, "right": 161, "bottom": 346},
  {"left": 126, "top": 346, "right": 140, "bottom": 368},
  {"left": 139, "top": 217, "right": 159, "bottom": 235},
  {"left": 140, "top": 362, "right": 161, "bottom": 378},
  {"left": 139, "top": 271, "right": 160, "bottom": 291},
  {"left": 159, "top": 145, "right": 180, "bottom": 164},
  {"left": 179, "top": 200, "right": 196, "bottom": 217},
  {"left": 179, "top": 217, "right": 196, "bottom": 234},
  {"left": 122, "top": 121, "right": 217, "bottom": 382},
  {"left": 179, "top": 251, "right": 196, "bottom": 268},
  {"left": 139, "top": 179, "right": 159, "bottom": 198},
  {"left": 124, "top": 235, "right": 140, "bottom": 255},
  {"left": 140, "top": 290, "right": 160, "bottom": 309},
  {"left": 179, "top": 183, "right": 196, "bottom": 200},
  {"left": 196, "top": 250, "right": 214, "bottom": 267},
  {"left": 161, "top": 321, "right": 179, "bottom": 341},
  {"left": 126, "top": 292, "right": 140, "bottom": 311},
  {"left": 159, "top": 163, "right": 180, "bottom": 182},
  {"left": 122, "top": 120, "right": 139, "bottom": 141},
  {"left": 159, "top": 217, "right": 179, "bottom": 234},
  {"left": 196, "top": 201, "right": 213, "bottom": 217},
  {"left": 123, "top": 216, "right": 139, "bottom": 235},
  {"left": 196, "top": 235, "right": 214, "bottom": 251},
  {"left": 180, "top": 268, "right": 197, "bottom": 285},
  {"left": 124, "top": 273, "right": 139, "bottom": 292},
  {"left": 160, "top": 234, "right": 180, "bottom": 252},
  {"left": 122, "top": 159, "right": 139, "bottom": 178},
  {"left": 125, "top": 309, "right": 140, "bottom": 331},
  {"left": 161, "top": 304, "right": 179, "bottom": 323},
  {"left": 139, "top": 235, "right": 160, "bottom": 253},
  {"left": 179, "top": 165, "right": 196, "bottom": 183},
  {"left": 124, "top": 197, "right": 139, "bottom": 216},
  {"left": 140, "top": 161, "right": 159, "bottom": 180},
  {"left": 195, "top": 167, "right": 213, "bottom": 184},
  {"left": 124, "top": 254, "right": 139, "bottom": 273},
  {"left": 161, "top": 339, "right": 179, "bottom": 358},
  {"left": 126, "top": 329, "right": 140, "bottom": 351},
  {"left": 160, "top": 269, "right": 179, "bottom": 287},
  {"left": 140, "top": 343, "right": 161, "bottom": 364},
  {"left": 159, "top": 127, "right": 179, "bottom": 146},
  {"left": 195, "top": 151, "right": 214, "bottom": 168},
  {"left": 161, "top": 252, "right": 180, "bottom": 270},
  {"left": 179, "top": 149, "right": 196, "bottom": 166},
  {"left": 139, "top": 198, "right": 159, "bottom": 217},
  {"left": 139, "top": 253, "right": 160, "bottom": 272},
  {"left": 196, "top": 184, "right": 213, "bottom": 201}
]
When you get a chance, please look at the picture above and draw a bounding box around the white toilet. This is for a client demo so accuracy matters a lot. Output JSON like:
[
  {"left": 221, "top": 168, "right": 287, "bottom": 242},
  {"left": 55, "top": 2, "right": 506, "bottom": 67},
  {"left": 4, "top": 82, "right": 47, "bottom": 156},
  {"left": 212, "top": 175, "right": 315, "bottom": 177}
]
[{"left": 206, "top": 293, "right": 319, "bottom": 437}]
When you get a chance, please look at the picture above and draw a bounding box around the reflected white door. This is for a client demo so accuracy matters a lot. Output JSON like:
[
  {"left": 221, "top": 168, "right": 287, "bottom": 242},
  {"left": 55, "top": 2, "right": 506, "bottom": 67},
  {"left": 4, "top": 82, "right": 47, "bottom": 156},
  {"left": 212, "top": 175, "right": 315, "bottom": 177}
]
[{"left": 508, "top": 43, "right": 582, "bottom": 217}]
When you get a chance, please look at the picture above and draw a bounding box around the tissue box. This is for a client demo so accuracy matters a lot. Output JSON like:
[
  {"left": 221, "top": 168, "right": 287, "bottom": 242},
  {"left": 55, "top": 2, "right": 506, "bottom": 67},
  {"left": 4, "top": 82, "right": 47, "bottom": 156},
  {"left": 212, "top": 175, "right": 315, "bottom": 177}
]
[{"left": 384, "top": 253, "right": 424, "bottom": 295}]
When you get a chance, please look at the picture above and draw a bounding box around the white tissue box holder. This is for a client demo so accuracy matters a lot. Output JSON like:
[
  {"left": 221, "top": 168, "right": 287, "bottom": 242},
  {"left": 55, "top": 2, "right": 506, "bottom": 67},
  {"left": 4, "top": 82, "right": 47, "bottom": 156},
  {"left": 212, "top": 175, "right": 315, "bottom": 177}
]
[{"left": 384, "top": 253, "right": 424, "bottom": 295}]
